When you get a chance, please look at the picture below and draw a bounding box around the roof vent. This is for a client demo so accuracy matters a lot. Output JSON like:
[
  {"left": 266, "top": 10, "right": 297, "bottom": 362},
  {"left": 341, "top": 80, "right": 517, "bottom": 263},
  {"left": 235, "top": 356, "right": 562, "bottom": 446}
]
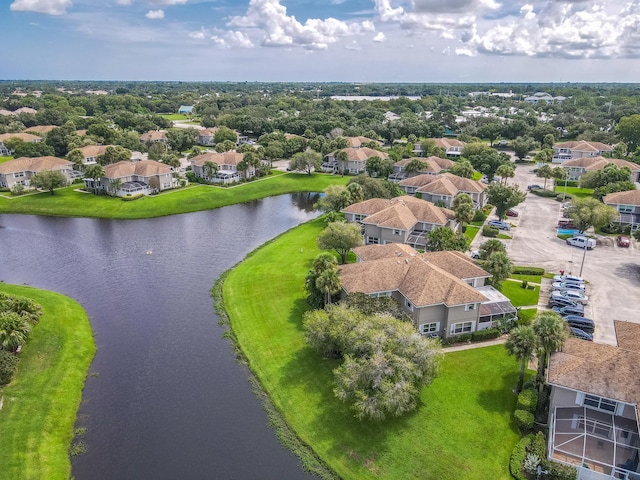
[{"left": 405, "top": 258, "right": 409, "bottom": 264}]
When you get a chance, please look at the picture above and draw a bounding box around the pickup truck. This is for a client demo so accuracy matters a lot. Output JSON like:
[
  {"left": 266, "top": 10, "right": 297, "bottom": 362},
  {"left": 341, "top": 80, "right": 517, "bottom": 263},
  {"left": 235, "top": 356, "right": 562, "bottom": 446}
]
[{"left": 566, "top": 236, "right": 596, "bottom": 250}]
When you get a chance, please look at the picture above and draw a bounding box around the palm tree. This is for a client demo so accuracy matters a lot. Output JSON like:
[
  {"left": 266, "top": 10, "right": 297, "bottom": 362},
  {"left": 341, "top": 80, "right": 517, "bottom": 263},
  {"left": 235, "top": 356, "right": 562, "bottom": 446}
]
[
  {"left": 532, "top": 311, "right": 569, "bottom": 386},
  {"left": 483, "top": 252, "right": 512, "bottom": 288},
  {"left": 315, "top": 268, "right": 341, "bottom": 306},
  {"left": 0, "top": 312, "right": 32, "bottom": 353},
  {"left": 505, "top": 325, "right": 538, "bottom": 393},
  {"left": 109, "top": 178, "right": 122, "bottom": 197},
  {"left": 203, "top": 161, "right": 218, "bottom": 180},
  {"left": 83, "top": 164, "right": 105, "bottom": 195},
  {"left": 536, "top": 164, "right": 553, "bottom": 190},
  {"left": 496, "top": 163, "right": 515, "bottom": 184}
]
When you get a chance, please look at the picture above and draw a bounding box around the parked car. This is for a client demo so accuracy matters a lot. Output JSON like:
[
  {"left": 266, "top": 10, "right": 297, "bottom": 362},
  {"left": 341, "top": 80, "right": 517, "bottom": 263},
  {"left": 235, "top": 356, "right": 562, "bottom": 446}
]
[
  {"left": 564, "top": 315, "right": 595, "bottom": 334},
  {"left": 470, "top": 250, "right": 481, "bottom": 259},
  {"left": 557, "top": 219, "right": 576, "bottom": 229},
  {"left": 527, "top": 184, "right": 542, "bottom": 191},
  {"left": 488, "top": 220, "right": 511, "bottom": 230},
  {"left": 551, "top": 282, "right": 586, "bottom": 292},
  {"left": 506, "top": 209, "right": 519, "bottom": 217},
  {"left": 616, "top": 235, "right": 631, "bottom": 248},
  {"left": 548, "top": 296, "right": 581, "bottom": 309},
  {"left": 552, "top": 305, "right": 585, "bottom": 317},
  {"left": 481, "top": 176, "right": 490, "bottom": 184},
  {"left": 497, "top": 139, "right": 508, "bottom": 147},
  {"left": 551, "top": 290, "right": 589, "bottom": 305},
  {"left": 566, "top": 236, "right": 596, "bottom": 250},
  {"left": 569, "top": 327, "right": 593, "bottom": 341},
  {"left": 552, "top": 274, "right": 584, "bottom": 284}
]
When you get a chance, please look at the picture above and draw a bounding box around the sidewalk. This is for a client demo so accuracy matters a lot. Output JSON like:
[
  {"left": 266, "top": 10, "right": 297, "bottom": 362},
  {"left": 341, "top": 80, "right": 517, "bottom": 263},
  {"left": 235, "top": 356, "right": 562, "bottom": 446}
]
[{"left": 442, "top": 336, "right": 507, "bottom": 353}]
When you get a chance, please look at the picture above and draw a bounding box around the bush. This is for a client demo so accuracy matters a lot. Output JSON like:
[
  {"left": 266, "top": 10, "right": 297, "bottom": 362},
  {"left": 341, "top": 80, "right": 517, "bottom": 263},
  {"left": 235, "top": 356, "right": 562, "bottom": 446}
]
[
  {"left": 10, "top": 183, "right": 25, "bottom": 196},
  {"left": 555, "top": 193, "right": 574, "bottom": 202},
  {"left": 518, "top": 389, "right": 539, "bottom": 412},
  {"left": 471, "top": 328, "right": 500, "bottom": 341},
  {"left": 472, "top": 210, "right": 487, "bottom": 223},
  {"left": 121, "top": 194, "right": 144, "bottom": 202},
  {"left": 521, "top": 280, "right": 528, "bottom": 289},
  {"left": 0, "top": 350, "right": 19, "bottom": 385},
  {"left": 440, "top": 333, "right": 472, "bottom": 345},
  {"left": 600, "top": 223, "right": 632, "bottom": 235},
  {"left": 510, "top": 434, "right": 533, "bottom": 480},
  {"left": 514, "top": 409, "right": 535, "bottom": 433},
  {"left": 544, "top": 461, "right": 577, "bottom": 480},
  {"left": 482, "top": 226, "right": 499, "bottom": 237},
  {"left": 530, "top": 431, "right": 546, "bottom": 458},
  {"left": 523, "top": 453, "right": 541, "bottom": 476},
  {"left": 512, "top": 266, "right": 545, "bottom": 275},
  {"left": 531, "top": 189, "right": 559, "bottom": 198},
  {"left": 555, "top": 180, "right": 579, "bottom": 188}
]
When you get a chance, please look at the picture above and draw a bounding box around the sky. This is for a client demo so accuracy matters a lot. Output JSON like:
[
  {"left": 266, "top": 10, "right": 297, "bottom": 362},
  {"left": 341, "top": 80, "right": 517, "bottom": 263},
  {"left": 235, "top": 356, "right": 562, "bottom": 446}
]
[{"left": 2, "top": 0, "right": 640, "bottom": 82}]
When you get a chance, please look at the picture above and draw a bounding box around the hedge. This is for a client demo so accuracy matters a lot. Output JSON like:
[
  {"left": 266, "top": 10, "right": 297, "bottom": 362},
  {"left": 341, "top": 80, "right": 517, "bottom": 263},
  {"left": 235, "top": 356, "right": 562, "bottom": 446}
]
[
  {"left": 482, "top": 226, "right": 499, "bottom": 237},
  {"left": 121, "top": 193, "right": 145, "bottom": 201},
  {"left": 471, "top": 328, "right": 500, "bottom": 341},
  {"left": 517, "top": 389, "right": 538, "bottom": 413},
  {"left": 512, "top": 266, "right": 545, "bottom": 275},
  {"left": 472, "top": 210, "right": 487, "bottom": 223},
  {"left": 514, "top": 409, "right": 535, "bottom": 433},
  {"left": 440, "top": 333, "right": 472, "bottom": 345},
  {"left": 0, "top": 349, "right": 19, "bottom": 385},
  {"left": 555, "top": 180, "right": 579, "bottom": 188},
  {"left": 510, "top": 434, "right": 533, "bottom": 480},
  {"left": 530, "top": 189, "right": 559, "bottom": 198}
]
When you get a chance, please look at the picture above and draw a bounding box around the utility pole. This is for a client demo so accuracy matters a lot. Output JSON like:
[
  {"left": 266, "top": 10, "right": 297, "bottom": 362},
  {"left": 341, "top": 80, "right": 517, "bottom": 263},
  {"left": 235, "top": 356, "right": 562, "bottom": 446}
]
[{"left": 579, "top": 242, "right": 588, "bottom": 277}]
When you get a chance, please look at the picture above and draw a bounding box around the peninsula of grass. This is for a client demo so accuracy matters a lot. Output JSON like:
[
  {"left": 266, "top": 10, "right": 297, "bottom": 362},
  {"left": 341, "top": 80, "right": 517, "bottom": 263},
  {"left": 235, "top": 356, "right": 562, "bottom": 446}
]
[
  {"left": 221, "top": 218, "right": 522, "bottom": 480},
  {"left": 0, "top": 172, "right": 349, "bottom": 219},
  {"left": 0, "top": 283, "right": 96, "bottom": 480},
  {"left": 501, "top": 280, "right": 540, "bottom": 307}
]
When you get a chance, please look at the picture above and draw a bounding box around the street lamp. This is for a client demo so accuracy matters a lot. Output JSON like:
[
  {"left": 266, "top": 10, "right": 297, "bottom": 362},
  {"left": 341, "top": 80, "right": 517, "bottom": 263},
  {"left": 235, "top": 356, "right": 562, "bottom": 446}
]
[{"left": 579, "top": 241, "right": 588, "bottom": 277}]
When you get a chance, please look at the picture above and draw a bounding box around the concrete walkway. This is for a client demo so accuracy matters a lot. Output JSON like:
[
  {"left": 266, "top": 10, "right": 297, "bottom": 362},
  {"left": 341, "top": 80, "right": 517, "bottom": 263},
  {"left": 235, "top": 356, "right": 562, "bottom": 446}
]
[{"left": 443, "top": 336, "right": 507, "bottom": 353}]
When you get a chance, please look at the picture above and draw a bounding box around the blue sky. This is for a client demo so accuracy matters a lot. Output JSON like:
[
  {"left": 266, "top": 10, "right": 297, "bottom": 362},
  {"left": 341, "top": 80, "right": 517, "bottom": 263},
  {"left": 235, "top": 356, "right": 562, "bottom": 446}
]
[{"left": 3, "top": 0, "right": 640, "bottom": 82}]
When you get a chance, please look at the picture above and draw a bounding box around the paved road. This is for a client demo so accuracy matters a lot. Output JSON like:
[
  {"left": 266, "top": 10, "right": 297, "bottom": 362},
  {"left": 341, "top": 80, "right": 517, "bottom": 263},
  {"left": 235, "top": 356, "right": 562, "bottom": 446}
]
[{"left": 501, "top": 163, "right": 639, "bottom": 345}]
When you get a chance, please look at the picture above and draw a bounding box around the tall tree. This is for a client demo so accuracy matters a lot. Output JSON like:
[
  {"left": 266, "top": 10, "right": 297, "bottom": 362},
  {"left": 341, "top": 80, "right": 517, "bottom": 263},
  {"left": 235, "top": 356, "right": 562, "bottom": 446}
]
[
  {"left": 84, "top": 164, "right": 105, "bottom": 194},
  {"left": 317, "top": 221, "right": 363, "bottom": 264},
  {"left": 203, "top": 160, "right": 218, "bottom": 179},
  {"left": 289, "top": 150, "right": 322, "bottom": 175},
  {"left": 495, "top": 163, "right": 515, "bottom": 184},
  {"left": 305, "top": 252, "right": 340, "bottom": 308},
  {"left": 486, "top": 184, "right": 527, "bottom": 220},
  {"left": 536, "top": 164, "right": 553, "bottom": 190},
  {"left": 449, "top": 159, "right": 474, "bottom": 179},
  {"left": 478, "top": 239, "right": 506, "bottom": 260},
  {"left": 483, "top": 252, "right": 512, "bottom": 289},
  {"left": 425, "top": 227, "right": 468, "bottom": 252},
  {"left": 532, "top": 311, "right": 568, "bottom": 385},
  {"left": 505, "top": 325, "right": 538, "bottom": 393},
  {"left": 315, "top": 268, "right": 342, "bottom": 306},
  {"left": 617, "top": 114, "right": 640, "bottom": 153},
  {"left": 512, "top": 136, "right": 539, "bottom": 160},
  {"left": 452, "top": 193, "right": 474, "bottom": 230},
  {"left": 567, "top": 197, "right": 618, "bottom": 233},
  {"left": 30, "top": 170, "right": 67, "bottom": 194},
  {"left": 403, "top": 159, "right": 427, "bottom": 176}
]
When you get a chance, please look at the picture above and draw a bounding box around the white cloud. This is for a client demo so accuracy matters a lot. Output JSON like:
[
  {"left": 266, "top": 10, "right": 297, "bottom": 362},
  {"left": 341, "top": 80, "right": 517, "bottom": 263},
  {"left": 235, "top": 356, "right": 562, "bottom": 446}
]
[
  {"left": 455, "top": 47, "right": 474, "bottom": 56},
  {"left": 344, "top": 40, "right": 361, "bottom": 50},
  {"left": 10, "top": 0, "right": 72, "bottom": 15},
  {"left": 227, "top": 0, "right": 375, "bottom": 50},
  {"left": 211, "top": 30, "right": 254, "bottom": 49},
  {"left": 189, "top": 27, "right": 208, "bottom": 40},
  {"left": 148, "top": 0, "right": 187, "bottom": 4},
  {"left": 373, "top": 32, "right": 386, "bottom": 42},
  {"left": 145, "top": 9, "right": 164, "bottom": 19}
]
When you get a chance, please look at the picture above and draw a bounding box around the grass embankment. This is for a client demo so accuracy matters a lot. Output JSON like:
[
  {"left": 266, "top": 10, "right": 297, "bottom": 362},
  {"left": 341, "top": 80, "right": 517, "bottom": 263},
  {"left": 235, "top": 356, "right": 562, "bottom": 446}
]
[
  {"left": 0, "top": 284, "right": 96, "bottom": 480},
  {"left": 221, "top": 218, "right": 521, "bottom": 480},
  {"left": 0, "top": 173, "right": 349, "bottom": 219},
  {"left": 554, "top": 186, "right": 594, "bottom": 198}
]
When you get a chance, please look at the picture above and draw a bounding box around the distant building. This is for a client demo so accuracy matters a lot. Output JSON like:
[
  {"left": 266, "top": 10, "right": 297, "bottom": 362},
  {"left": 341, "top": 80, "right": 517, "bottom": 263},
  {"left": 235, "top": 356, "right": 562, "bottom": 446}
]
[{"left": 178, "top": 105, "right": 194, "bottom": 114}]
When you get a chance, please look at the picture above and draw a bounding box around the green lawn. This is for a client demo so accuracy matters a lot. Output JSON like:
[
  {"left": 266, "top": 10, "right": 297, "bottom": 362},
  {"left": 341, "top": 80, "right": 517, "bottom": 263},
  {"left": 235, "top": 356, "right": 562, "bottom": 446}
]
[
  {"left": 554, "top": 186, "right": 594, "bottom": 198},
  {"left": 0, "top": 156, "right": 13, "bottom": 164},
  {"left": 0, "top": 173, "right": 349, "bottom": 219},
  {"left": 159, "top": 113, "right": 191, "bottom": 120},
  {"left": 510, "top": 273, "right": 543, "bottom": 284},
  {"left": 0, "top": 284, "right": 96, "bottom": 480},
  {"left": 464, "top": 225, "right": 480, "bottom": 244},
  {"left": 221, "top": 218, "right": 520, "bottom": 480},
  {"left": 472, "top": 171, "right": 483, "bottom": 181},
  {"left": 501, "top": 280, "right": 540, "bottom": 307}
]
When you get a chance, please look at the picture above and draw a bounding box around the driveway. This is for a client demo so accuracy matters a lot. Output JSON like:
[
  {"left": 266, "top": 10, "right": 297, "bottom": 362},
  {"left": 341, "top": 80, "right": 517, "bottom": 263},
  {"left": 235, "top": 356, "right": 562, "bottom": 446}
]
[{"left": 501, "top": 163, "right": 640, "bottom": 345}]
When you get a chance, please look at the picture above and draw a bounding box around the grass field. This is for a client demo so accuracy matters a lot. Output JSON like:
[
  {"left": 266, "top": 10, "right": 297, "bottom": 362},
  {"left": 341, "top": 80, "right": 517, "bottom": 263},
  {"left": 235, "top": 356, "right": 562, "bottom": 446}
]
[
  {"left": 501, "top": 280, "right": 540, "bottom": 307},
  {"left": 510, "top": 273, "right": 543, "bottom": 284},
  {"left": 464, "top": 225, "right": 480, "bottom": 244},
  {"left": 554, "top": 186, "right": 594, "bottom": 198},
  {"left": 0, "top": 156, "right": 13, "bottom": 164},
  {"left": 0, "top": 284, "right": 95, "bottom": 480},
  {"left": 159, "top": 113, "right": 191, "bottom": 120},
  {"left": 221, "top": 218, "right": 521, "bottom": 480},
  {"left": 0, "top": 173, "right": 349, "bottom": 219}
]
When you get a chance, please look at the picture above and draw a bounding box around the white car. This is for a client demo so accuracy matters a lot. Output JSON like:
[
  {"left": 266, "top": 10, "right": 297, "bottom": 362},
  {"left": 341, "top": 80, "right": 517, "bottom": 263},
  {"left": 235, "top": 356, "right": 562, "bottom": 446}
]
[
  {"left": 551, "top": 290, "right": 589, "bottom": 305},
  {"left": 552, "top": 274, "right": 584, "bottom": 284},
  {"left": 551, "top": 282, "right": 586, "bottom": 292}
]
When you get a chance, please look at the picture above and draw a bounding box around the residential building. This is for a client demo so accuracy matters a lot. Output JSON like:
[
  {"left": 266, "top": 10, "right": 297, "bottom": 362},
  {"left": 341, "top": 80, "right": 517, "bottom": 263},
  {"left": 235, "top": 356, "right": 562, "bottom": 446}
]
[
  {"left": 547, "top": 321, "right": 640, "bottom": 479},
  {"left": 562, "top": 157, "right": 640, "bottom": 183},
  {"left": 322, "top": 147, "right": 388, "bottom": 174},
  {"left": 342, "top": 196, "right": 458, "bottom": 249},
  {"left": 83, "top": 160, "right": 177, "bottom": 196},
  {"left": 388, "top": 156, "right": 454, "bottom": 182},
  {"left": 0, "top": 132, "right": 42, "bottom": 155},
  {"left": 552, "top": 141, "right": 613, "bottom": 164},
  {"left": 76, "top": 145, "right": 115, "bottom": 166},
  {"left": 343, "top": 136, "right": 382, "bottom": 148},
  {"left": 196, "top": 128, "right": 218, "bottom": 146},
  {"left": 190, "top": 150, "right": 255, "bottom": 184},
  {"left": 140, "top": 130, "right": 168, "bottom": 145},
  {"left": 24, "top": 125, "right": 58, "bottom": 136},
  {"left": 398, "top": 172, "right": 487, "bottom": 209},
  {"left": 13, "top": 107, "right": 37, "bottom": 114},
  {"left": 0, "top": 156, "right": 73, "bottom": 190},
  {"left": 341, "top": 244, "right": 502, "bottom": 338},
  {"left": 603, "top": 190, "right": 640, "bottom": 230},
  {"left": 524, "top": 92, "right": 566, "bottom": 105},
  {"left": 429, "top": 138, "right": 466, "bottom": 157}
]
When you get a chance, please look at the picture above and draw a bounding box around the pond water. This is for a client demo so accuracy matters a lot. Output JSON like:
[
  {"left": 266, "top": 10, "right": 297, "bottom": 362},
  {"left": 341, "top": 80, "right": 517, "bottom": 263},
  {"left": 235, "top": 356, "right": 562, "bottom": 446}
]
[{"left": 0, "top": 193, "right": 321, "bottom": 480}]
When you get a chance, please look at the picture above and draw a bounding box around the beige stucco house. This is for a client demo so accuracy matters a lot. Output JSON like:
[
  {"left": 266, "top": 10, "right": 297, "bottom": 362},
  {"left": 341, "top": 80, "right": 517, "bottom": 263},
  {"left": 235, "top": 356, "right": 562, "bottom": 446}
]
[
  {"left": 0, "top": 132, "right": 43, "bottom": 156},
  {"left": 399, "top": 172, "right": 487, "bottom": 209},
  {"left": 389, "top": 156, "right": 455, "bottom": 183},
  {"left": 552, "top": 141, "right": 613, "bottom": 164},
  {"left": 562, "top": 157, "right": 640, "bottom": 183},
  {"left": 0, "top": 156, "right": 73, "bottom": 190},
  {"left": 603, "top": 190, "right": 640, "bottom": 230},
  {"left": 83, "top": 160, "right": 177, "bottom": 196},
  {"left": 190, "top": 150, "right": 255, "bottom": 184},
  {"left": 322, "top": 147, "right": 389, "bottom": 175}
]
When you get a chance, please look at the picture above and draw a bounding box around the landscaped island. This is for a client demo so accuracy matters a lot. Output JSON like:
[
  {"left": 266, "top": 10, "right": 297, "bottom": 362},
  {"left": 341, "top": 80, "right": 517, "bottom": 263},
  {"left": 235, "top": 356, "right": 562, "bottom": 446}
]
[
  {"left": 0, "top": 172, "right": 349, "bottom": 219},
  {"left": 0, "top": 284, "right": 95, "bottom": 480},
  {"left": 219, "top": 217, "right": 522, "bottom": 479}
]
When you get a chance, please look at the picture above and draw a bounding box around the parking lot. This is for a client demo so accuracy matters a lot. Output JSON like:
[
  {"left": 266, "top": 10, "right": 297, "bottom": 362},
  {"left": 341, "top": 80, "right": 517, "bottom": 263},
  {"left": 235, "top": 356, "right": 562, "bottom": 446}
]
[{"left": 488, "top": 164, "right": 639, "bottom": 345}]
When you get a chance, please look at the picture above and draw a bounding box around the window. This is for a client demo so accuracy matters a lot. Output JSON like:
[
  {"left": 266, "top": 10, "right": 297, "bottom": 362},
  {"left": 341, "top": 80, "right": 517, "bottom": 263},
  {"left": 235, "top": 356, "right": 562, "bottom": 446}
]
[
  {"left": 13, "top": 172, "right": 25, "bottom": 178},
  {"left": 465, "top": 303, "right": 477, "bottom": 311},
  {"left": 451, "top": 322, "right": 473, "bottom": 334},
  {"left": 405, "top": 298, "right": 413, "bottom": 311},
  {"left": 369, "top": 291, "right": 391, "bottom": 298},
  {"left": 421, "top": 322, "right": 439, "bottom": 334},
  {"left": 354, "top": 214, "right": 366, "bottom": 222},
  {"left": 393, "top": 229, "right": 401, "bottom": 235},
  {"left": 366, "top": 236, "right": 380, "bottom": 245},
  {"left": 583, "top": 394, "right": 618, "bottom": 413},
  {"left": 618, "top": 205, "right": 633, "bottom": 213}
]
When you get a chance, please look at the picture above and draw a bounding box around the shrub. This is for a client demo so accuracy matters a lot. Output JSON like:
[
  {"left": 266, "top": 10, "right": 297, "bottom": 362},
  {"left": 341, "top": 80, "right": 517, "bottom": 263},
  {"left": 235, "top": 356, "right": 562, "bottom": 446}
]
[
  {"left": 10, "top": 183, "right": 25, "bottom": 196},
  {"left": 531, "top": 189, "right": 559, "bottom": 198},
  {"left": 555, "top": 180, "right": 579, "bottom": 188},
  {"left": 440, "top": 333, "right": 472, "bottom": 345},
  {"left": 518, "top": 389, "right": 539, "bottom": 412},
  {"left": 0, "top": 350, "right": 19, "bottom": 385},
  {"left": 121, "top": 194, "right": 144, "bottom": 202},
  {"left": 600, "top": 223, "right": 632, "bottom": 235},
  {"left": 471, "top": 328, "right": 500, "bottom": 341},
  {"left": 544, "top": 461, "right": 577, "bottom": 480},
  {"left": 513, "top": 266, "right": 545, "bottom": 275},
  {"left": 523, "top": 453, "right": 541, "bottom": 476},
  {"left": 472, "top": 210, "right": 487, "bottom": 223},
  {"left": 510, "top": 434, "right": 533, "bottom": 480},
  {"left": 482, "top": 226, "right": 499, "bottom": 237},
  {"left": 521, "top": 280, "right": 528, "bottom": 289},
  {"left": 530, "top": 432, "right": 547, "bottom": 459},
  {"left": 514, "top": 409, "right": 535, "bottom": 433},
  {"left": 555, "top": 193, "right": 574, "bottom": 202}
]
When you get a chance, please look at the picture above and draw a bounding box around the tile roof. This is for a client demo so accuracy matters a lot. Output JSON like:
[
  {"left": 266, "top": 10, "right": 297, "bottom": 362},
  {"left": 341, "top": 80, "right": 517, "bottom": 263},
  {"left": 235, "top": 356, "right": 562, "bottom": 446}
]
[
  {"left": 140, "top": 130, "right": 167, "bottom": 142},
  {"left": 548, "top": 321, "right": 640, "bottom": 417},
  {"left": 400, "top": 173, "right": 486, "bottom": 196},
  {"left": 334, "top": 147, "right": 389, "bottom": 162},
  {"left": 0, "top": 132, "right": 42, "bottom": 143},
  {"left": 420, "top": 250, "right": 491, "bottom": 280},
  {"left": 394, "top": 156, "right": 455, "bottom": 173},
  {"left": 343, "top": 196, "right": 455, "bottom": 229},
  {"left": 339, "top": 256, "right": 487, "bottom": 307},
  {"left": 562, "top": 156, "right": 639, "bottom": 172},
  {"left": 0, "top": 156, "right": 72, "bottom": 174},
  {"left": 13, "top": 107, "right": 37, "bottom": 114},
  {"left": 77, "top": 145, "right": 114, "bottom": 158},
  {"left": 344, "top": 136, "right": 381, "bottom": 148},
  {"left": 553, "top": 140, "right": 613, "bottom": 153},
  {"left": 24, "top": 125, "right": 58, "bottom": 135},
  {"left": 352, "top": 243, "right": 418, "bottom": 262},
  {"left": 603, "top": 189, "right": 640, "bottom": 206},
  {"left": 431, "top": 138, "right": 466, "bottom": 149},
  {"left": 103, "top": 160, "right": 173, "bottom": 178},
  {"left": 190, "top": 150, "right": 245, "bottom": 167},
  {"left": 0, "top": 109, "right": 13, "bottom": 116}
]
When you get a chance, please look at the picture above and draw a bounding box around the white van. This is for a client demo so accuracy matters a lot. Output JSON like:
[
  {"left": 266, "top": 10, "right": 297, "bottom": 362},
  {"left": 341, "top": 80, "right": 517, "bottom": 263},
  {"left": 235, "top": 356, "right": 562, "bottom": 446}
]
[{"left": 566, "top": 236, "right": 596, "bottom": 250}]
